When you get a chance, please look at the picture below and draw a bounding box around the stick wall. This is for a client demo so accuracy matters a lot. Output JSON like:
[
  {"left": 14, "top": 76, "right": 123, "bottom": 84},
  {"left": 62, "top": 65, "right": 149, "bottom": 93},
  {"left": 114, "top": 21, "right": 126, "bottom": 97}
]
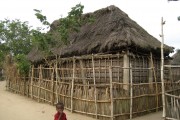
[{"left": 6, "top": 53, "right": 180, "bottom": 120}]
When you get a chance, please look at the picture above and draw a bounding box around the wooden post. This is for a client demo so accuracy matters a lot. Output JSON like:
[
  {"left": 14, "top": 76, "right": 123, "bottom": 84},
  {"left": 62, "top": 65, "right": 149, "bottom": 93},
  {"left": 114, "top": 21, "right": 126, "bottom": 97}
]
[
  {"left": 80, "top": 59, "right": 88, "bottom": 98},
  {"left": 27, "top": 70, "right": 31, "bottom": 97},
  {"left": 38, "top": 65, "right": 42, "bottom": 102},
  {"left": 30, "top": 65, "right": 34, "bottom": 99},
  {"left": 5, "top": 69, "right": 8, "bottom": 90},
  {"left": 92, "top": 54, "right": 98, "bottom": 119},
  {"left": 23, "top": 76, "right": 26, "bottom": 96},
  {"left": 149, "top": 53, "right": 153, "bottom": 89},
  {"left": 123, "top": 52, "right": 129, "bottom": 90},
  {"left": 55, "top": 57, "right": 59, "bottom": 103},
  {"left": 130, "top": 64, "right": 133, "bottom": 119},
  {"left": 150, "top": 52, "right": 159, "bottom": 111},
  {"left": 51, "top": 66, "right": 55, "bottom": 105},
  {"left": 80, "top": 59, "right": 87, "bottom": 85},
  {"left": 109, "top": 65, "right": 114, "bottom": 120},
  {"left": 161, "top": 17, "right": 166, "bottom": 118},
  {"left": 71, "top": 57, "right": 75, "bottom": 112}
]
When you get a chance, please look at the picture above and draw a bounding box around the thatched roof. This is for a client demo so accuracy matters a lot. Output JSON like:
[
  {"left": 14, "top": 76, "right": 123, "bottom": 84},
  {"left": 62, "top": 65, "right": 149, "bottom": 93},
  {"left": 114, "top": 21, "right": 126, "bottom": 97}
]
[
  {"left": 51, "top": 5, "right": 173, "bottom": 57},
  {"left": 28, "top": 5, "right": 174, "bottom": 62},
  {"left": 27, "top": 47, "right": 45, "bottom": 63},
  {"left": 171, "top": 50, "right": 180, "bottom": 65}
]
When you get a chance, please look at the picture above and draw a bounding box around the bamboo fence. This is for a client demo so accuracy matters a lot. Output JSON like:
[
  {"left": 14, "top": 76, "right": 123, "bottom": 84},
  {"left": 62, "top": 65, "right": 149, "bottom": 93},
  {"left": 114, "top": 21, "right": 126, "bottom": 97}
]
[
  {"left": 6, "top": 53, "right": 180, "bottom": 120},
  {"left": 164, "top": 65, "right": 180, "bottom": 120},
  {"left": 165, "top": 90, "right": 180, "bottom": 120}
]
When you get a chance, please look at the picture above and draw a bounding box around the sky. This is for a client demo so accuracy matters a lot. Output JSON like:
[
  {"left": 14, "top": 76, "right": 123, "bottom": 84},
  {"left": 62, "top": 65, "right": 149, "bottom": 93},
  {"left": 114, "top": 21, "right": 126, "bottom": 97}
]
[{"left": 0, "top": 0, "right": 180, "bottom": 54}]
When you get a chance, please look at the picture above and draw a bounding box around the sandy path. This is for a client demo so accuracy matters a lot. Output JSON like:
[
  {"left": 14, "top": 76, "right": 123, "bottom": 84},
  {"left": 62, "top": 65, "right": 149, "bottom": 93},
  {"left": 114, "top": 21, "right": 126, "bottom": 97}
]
[
  {"left": 0, "top": 80, "right": 163, "bottom": 120},
  {"left": 131, "top": 111, "right": 163, "bottom": 120},
  {"left": 0, "top": 81, "right": 96, "bottom": 120}
]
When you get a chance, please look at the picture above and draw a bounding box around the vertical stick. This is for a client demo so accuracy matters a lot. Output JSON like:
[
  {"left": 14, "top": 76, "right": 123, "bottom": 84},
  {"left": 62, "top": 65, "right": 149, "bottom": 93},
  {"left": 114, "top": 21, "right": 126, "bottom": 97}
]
[
  {"left": 30, "top": 65, "right": 34, "bottom": 99},
  {"left": 130, "top": 64, "right": 133, "bottom": 119},
  {"left": 55, "top": 57, "right": 58, "bottom": 103},
  {"left": 38, "top": 65, "right": 42, "bottom": 102},
  {"left": 80, "top": 59, "right": 87, "bottom": 99},
  {"left": 23, "top": 76, "right": 26, "bottom": 96},
  {"left": 27, "top": 70, "right": 31, "bottom": 97},
  {"left": 92, "top": 54, "right": 98, "bottom": 119},
  {"left": 150, "top": 53, "right": 159, "bottom": 111},
  {"left": 51, "top": 66, "right": 55, "bottom": 105},
  {"left": 5, "top": 69, "right": 9, "bottom": 90},
  {"left": 80, "top": 59, "right": 86, "bottom": 85},
  {"left": 109, "top": 65, "right": 113, "bottom": 120},
  {"left": 71, "top": 57, "right": 75, "bottom": 112},
  {"left": 105, "top": 58, "right": 107, "bottom": 82},
  {"left": 123, "top": 52, "right": 129, "bottom": 90},
  {"left": 45, "top": 72, "right": 47, "bottom": 102},
  {"left": 117, "top": 53, "right": 120, "bottom": 82},
  {"left": 176, "top": 98, "right": 180, "bottom": 120},
  {"left": 161, "top": 17, "right": 166, "bottom": 118},
  {"left": 149, "top": 53, "right": 153, "bottom": 89},
  {"left": 99, "top": 59, "right": 101, "bottom": 83}
]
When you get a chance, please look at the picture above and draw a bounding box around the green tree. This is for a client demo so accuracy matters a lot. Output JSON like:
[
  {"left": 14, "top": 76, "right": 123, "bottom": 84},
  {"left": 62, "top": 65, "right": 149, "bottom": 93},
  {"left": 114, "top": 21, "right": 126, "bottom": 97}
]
[
  {"left": 31, "top": 30, "right": 49, "bottom": 51},
  {"left": 33, "top": 9, "right": 54, "bottom": 55},
  {"left": 34, "top": 9, "right": 50, "bottom": 27},
  {"left": 15, "top": 54, "right": 30, "bottom": 76},
  {"left": 34, "top": 3, "right": 93, "bottom": 47},
  {"left": 0, "top": 19, "right": 32, "bottom": 76},
  {"left": 0, "top": 3, "right": 93, "bottom": 77},
  {"left": 0, "top": 19, "right": 32, "bottom": 55},
  {"left": 58, "top": 3, "right": 84, "bottom": 45},
  {"left": 0, "top": 42, "right": 9, "bottom": 68}
]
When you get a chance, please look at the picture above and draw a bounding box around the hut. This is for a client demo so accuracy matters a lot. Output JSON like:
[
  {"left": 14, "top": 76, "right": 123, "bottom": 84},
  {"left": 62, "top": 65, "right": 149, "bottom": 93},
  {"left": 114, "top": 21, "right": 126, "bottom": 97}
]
[
  {"left": 8, "top": 5, "right": 178, "bottom": 120},
  {"left": 171, "top": 49, "right": 180, "bottom": 65},
  {"left": 168, "top": 49, "right": 180, "bottom": 84}
]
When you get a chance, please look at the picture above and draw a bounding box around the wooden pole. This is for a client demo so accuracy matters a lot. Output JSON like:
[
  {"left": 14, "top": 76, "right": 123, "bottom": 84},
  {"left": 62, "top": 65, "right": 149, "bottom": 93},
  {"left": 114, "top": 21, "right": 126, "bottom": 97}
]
[
  {"left": 149, "top": 53, "right": 153, "bottom": 89},
  {"left": 55, "top": 56, "right": 59, "bottom": 103},
  {"left": 80, "top": 59, "right": 87, "bottom": 85},
  {"left": 23, "top": 76, "right": 26, "bottom": 96},
  {"left": 123, "top": 52, "right": 129, "bottom": 90},
  {"left": 92, "top": 54, "right": 98, "bottom": 119},
  {"left": 38, "top": 65, "right": 42, "bottom": 102},
  {"left": 161, "top": 17, "right": 166, "bottom": 118},
  {"left": 71, "top": 57, "right": 75, "bottom": 112},
  {"left": 51, "top": 66, "right": 55, "bottom": 105},
  {"left": 130, "top": 64, "right": 133, "bottom": 119},
  {"left": 150, "top": 52, "right": 159, "bottom": 111},
  {"left": 109, "top": 65, "right": 114, "bottom": 120},
  {"left": 30, "top": 65, "right": 34, "bottom": 99}
]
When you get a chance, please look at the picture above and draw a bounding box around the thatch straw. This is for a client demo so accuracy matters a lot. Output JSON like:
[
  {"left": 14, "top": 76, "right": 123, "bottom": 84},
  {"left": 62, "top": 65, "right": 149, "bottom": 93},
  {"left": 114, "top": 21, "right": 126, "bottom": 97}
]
[
  {"left": 27, "top": 46, "right": 45, "bottom": 63},
  {"left": 28, "top": 5, "right": 173, "bottom": 62},
  {"left": 52, "top": 5, "right": 173, "bottom": 56}
]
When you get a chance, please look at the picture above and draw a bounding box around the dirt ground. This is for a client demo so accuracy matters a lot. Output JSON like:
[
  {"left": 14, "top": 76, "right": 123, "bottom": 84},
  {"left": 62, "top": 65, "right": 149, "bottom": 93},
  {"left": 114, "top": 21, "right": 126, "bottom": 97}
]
[{"left": 0, "top": 81, "right": 163, "bottom": 120}]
